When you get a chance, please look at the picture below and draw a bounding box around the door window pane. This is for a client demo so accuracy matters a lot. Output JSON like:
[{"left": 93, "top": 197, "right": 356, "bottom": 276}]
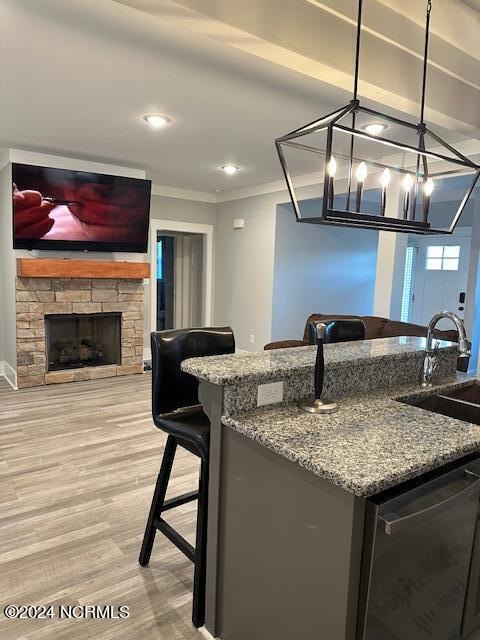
[
  {"left": 427, "top": 246, "right": 443, "bottom": 258},
  {"left": 425, "top": 245, "right": 460, "bottom": 271},
  {"left": 444, "top": 245, "right": 460, "bottom": 258},
  {"left": 426, "top": 258, "right": 442, "bottom": 270},
  {"left": 443, "top": 258, "right": 459, "bottom": 271}
]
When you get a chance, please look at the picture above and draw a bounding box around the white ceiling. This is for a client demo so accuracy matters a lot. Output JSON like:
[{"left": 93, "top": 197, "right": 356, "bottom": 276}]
[
  {"left": 461, "top": 0, "right": 480, "bottom": 11},
  {"left": 0, "top": 0, "right": 348, "bottom": 193},
  {"left": 0, "top": 0, "right": 477, "bottom": 196}
]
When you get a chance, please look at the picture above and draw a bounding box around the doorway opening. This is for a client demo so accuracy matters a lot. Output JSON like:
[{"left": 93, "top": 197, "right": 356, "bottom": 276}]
[
  {"left": 150, "top": 220, "right": 214, "bottom": 335},
  {"left": 155, "top": 231, "right": 204, "bottom": 331}
]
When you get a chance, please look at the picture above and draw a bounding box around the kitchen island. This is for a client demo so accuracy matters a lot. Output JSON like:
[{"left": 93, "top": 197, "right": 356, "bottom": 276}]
[{"left": 182, "top": 338, "right": 480, "bottom": 640}]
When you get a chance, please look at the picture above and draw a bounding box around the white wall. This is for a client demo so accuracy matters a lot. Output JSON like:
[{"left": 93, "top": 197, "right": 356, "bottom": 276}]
[{"left": 271, "top": 203, "right": 378, "bottom": 341}]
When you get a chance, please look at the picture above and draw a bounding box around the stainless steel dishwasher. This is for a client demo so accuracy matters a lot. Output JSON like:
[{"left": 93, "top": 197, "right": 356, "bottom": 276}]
[{"left": 359, "top": 461, "right": 480, "bottom": 640}]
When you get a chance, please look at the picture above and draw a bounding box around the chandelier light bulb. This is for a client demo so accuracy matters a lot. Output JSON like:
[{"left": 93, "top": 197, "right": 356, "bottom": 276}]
[
  {"left": 327, "top": 156, "right": 337, "bottom": 177},
  {"left": 274, "top": 0, "right": 478, "bottom": 235},
  {"left": 424, "top": 177, "right": 435, "bottom": 197},
  {"left": 403, "top": 173, "right": 413, "bottom": 192},
  {"left": 380, "top": 168, "right": 391, "bottom": 188},
  {"left": 356, "top": 162, "right": 368, "bottom": 182}
]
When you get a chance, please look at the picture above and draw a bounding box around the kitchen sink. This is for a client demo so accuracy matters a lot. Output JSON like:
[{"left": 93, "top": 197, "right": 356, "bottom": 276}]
[
  {"left": 440, "top": 381, "right": 480, "bottom": 404},
  {"left": 399, "top": 383, "right": 480, "bottom": 425}
]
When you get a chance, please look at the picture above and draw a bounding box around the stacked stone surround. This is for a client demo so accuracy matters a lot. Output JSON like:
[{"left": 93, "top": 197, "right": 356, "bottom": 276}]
[{"left": 15, "top": 277, "right": 144, "bottom": 388}]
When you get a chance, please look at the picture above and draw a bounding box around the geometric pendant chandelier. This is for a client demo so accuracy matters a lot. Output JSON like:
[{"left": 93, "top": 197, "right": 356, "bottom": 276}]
[{"left": 275, "top": 0, "right": 480, "bottom": 234}]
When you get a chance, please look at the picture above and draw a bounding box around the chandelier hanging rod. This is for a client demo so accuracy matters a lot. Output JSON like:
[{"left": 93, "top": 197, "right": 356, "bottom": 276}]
[
  {"left": 352, "top": 0, "right": 432, "bottom": 128},
  {"left": 419, "top": 0, "right": 433, "bottom": 126},
  {"left": 274, "top": 0, "right": 479, "bottom": 235},
  {"left": 352, "top": 0, "right": 363, "bottom": 102}
]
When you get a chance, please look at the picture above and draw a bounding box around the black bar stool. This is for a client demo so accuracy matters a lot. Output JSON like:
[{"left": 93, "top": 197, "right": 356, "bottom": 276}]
[{"left": 139, "top": 326, "right": 235, "bottom": 628}]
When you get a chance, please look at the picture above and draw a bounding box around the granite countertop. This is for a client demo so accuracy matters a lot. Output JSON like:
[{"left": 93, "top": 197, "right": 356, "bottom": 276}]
[
  {"left": 182, "top": 336, "right": 457, "bottom": 385},
  {"left": 223, "top": 374, "right": 480, "bottom": 498}
]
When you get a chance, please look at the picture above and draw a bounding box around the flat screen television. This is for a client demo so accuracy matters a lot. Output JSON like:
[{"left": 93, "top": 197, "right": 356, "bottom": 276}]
[{"left": 12, "top": 163, "right": 151, "bottom": 252}]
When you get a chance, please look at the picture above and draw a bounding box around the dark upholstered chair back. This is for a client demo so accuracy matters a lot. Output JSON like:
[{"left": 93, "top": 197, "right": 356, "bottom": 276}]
[
  {"left": 151, "top": 327, "right": 235, "bottom": 416},
  {"left": 308, "top": 319, "right": 366, "bottom": 345}
]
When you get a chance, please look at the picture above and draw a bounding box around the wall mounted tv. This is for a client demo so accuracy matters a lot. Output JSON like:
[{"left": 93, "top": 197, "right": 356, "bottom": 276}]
[{"left": 12, "top": 163, "right": 151, "bottom": 252}]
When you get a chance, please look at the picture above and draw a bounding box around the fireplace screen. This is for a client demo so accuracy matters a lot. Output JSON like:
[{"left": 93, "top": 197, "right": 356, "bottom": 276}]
[{"left": 45, "top": 313, "right": 121, "bottom": 372}]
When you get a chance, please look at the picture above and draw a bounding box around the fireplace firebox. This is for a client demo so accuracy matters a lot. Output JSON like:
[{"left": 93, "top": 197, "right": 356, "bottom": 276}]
[{"left": 45, "top": 313, "right": 121, "bottom": 372}]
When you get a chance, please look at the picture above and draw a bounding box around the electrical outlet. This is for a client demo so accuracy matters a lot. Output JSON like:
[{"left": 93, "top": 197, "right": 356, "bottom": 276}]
[
  {"left": 249, "top": 334, "right": 255, "bottom": 344},
  {"left": 257, "top": 381, "right": 284, "bottom": 407}
]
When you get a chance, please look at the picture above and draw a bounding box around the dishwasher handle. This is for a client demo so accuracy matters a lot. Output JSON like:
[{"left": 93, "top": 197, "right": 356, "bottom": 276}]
[{"left": 379, "top": 469, "right": 480, "bottom": 536}]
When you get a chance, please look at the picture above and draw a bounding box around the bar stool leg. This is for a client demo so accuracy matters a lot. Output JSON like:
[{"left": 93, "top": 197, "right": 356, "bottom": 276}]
[
  {"left": 139, "top": 435, "right": 177, "bottom": 566},
  {"left": 192, "top": 457, "right": 209, "bottom": 628}
]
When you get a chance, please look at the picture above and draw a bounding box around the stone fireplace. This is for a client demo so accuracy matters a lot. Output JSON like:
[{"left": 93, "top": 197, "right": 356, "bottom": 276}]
[{"left": 15, "top": 276, "right": 145, "bottom": 388}]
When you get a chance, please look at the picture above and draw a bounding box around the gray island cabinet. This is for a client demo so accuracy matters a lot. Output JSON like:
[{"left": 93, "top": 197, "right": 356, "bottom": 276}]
[{"left": 182, "top": 338, "right": 480, "bottom": 640}]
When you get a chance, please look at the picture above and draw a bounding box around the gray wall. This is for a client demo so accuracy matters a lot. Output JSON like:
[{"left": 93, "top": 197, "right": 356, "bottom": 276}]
[
  {"left": 214, "top": 192, "right": 278, "bottom": 352},
  {"left": 271, "top": 202, "right": 378, "bottom": 341},
  {"left": 0, "top": 166, "right": 5, "bottom": 366},
  {"left": 145, "top": 194, "right": 217, "bottom": 350},
  {"left": 0, "top": 163, "right": 17, "bottom": 376},
  {"left": 150, "top": 193, "right": 216, "bottom": 226}
]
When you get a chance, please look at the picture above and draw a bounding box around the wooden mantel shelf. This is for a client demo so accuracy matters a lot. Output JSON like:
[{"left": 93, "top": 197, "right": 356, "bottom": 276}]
[{"left": 17, "top": 258, "right": 150, "bottom": 280}]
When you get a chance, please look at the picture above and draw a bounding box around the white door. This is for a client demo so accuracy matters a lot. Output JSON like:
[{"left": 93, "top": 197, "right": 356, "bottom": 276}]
[{"left": 411, "top": 235, "right": 470, "bottom": 330}]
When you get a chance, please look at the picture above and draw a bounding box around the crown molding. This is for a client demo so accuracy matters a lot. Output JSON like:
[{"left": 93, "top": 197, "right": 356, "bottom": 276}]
[{"left": 151, "top": 184, "right": 217, "bottom": 203}]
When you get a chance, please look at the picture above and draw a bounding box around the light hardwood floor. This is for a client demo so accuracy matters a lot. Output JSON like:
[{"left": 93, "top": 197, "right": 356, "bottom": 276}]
[
  {"left": 0, "top": 374, "right": 201, "bottom": 640},
  {"left": 4, "top": 374, "right": 480, "bottom": 640}
]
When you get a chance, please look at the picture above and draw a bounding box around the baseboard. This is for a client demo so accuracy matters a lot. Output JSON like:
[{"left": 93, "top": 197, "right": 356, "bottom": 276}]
[
  {"left": 0, "top": 361, "right": 18, "bottom": 389},
  {"left": 198, "top": 627, "right": 220, "bottom": 640}
]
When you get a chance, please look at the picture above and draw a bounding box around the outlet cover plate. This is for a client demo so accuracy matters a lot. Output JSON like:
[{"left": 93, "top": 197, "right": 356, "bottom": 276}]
[{"left": 257, "top": 381, "right": 284, "bottom": 407}]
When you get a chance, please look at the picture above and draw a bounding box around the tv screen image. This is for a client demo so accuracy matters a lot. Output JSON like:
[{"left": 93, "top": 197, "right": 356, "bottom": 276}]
[{"left": 12, "top": 163, "right": 151, "bottom": 252}]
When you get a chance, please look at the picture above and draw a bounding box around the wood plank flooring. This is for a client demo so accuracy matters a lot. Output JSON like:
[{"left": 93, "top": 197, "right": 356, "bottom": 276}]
[
  {"left": 0, "top": 374, "right": 201, "bottom": 640},
  {"left": 4, "top": 373, "right": 480, "bottom": 640}
]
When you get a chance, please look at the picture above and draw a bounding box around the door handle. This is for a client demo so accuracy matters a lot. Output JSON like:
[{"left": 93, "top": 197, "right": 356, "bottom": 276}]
[{"left": 379, "top": 469, "right": 480, "bottom": 536}]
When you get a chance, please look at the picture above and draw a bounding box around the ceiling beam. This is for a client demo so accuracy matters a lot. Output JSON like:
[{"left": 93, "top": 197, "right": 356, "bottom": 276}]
[{"left": 116, "top": 0, "right": 480, "bottom": 139}]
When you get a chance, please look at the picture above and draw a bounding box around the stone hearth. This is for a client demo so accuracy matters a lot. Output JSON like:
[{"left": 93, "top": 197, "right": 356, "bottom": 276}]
[{"left": 16, "top": 277, "right": 144, "bottom": 388}]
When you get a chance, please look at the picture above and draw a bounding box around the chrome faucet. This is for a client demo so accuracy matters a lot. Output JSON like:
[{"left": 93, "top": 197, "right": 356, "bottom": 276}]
[{"left": 422, "top": 311, "right": 471, "bottom": 387}]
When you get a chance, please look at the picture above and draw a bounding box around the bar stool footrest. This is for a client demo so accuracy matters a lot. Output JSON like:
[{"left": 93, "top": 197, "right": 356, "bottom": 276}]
[
  {"left": 154, "top": 517, "right": 196, "bottom": 562},
  {"left": 161, "top": 491, "right": 199, "bottom": 512}
]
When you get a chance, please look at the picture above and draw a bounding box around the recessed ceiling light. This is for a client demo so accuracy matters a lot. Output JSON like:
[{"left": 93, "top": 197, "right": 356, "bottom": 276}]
[
  {"left": 142, "top": 114, "right": 171, "bottom": 128},
  {"left": 221, "top": 164, "right": 240, "bottom": 175},
  {"left": 362, "top": 122, "right": 387, "bottom": 136}
]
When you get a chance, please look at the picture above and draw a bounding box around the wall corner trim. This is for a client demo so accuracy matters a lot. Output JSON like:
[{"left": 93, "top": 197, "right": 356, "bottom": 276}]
[
  {"left": 198, "top": 627, "right": 221, "bottom": 640},
  {"left": 1, "top": 361, "right": 18, "bottom": 389}
]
